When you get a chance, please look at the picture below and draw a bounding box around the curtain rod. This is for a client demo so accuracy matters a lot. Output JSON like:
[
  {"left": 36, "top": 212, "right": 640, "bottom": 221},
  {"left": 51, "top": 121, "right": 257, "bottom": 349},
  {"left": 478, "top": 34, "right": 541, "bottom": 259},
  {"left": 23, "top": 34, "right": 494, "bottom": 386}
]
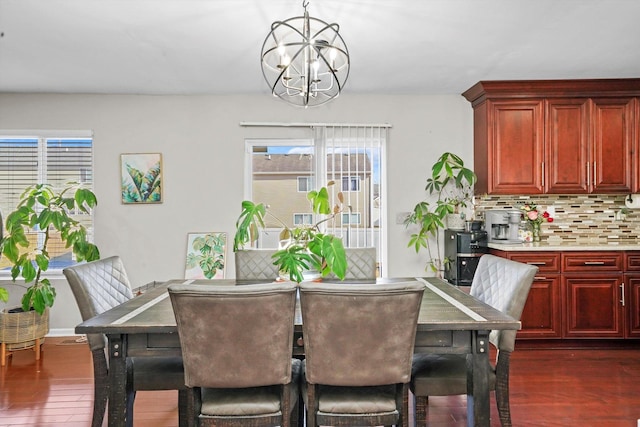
[{"left": 239, "top": 122, "right": 392, "bottom": 128}]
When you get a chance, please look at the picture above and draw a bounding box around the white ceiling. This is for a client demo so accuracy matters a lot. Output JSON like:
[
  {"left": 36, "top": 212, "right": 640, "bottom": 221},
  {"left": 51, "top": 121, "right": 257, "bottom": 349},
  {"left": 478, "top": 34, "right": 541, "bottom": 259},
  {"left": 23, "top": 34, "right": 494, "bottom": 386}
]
[{"left": 1, "top": 0, "right": 639, "bottom": 96}]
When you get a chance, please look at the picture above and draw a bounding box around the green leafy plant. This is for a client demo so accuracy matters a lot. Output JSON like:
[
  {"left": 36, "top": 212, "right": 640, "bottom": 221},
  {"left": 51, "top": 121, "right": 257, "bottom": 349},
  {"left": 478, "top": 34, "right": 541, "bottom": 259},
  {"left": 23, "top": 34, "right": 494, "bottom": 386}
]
[
  {"left": 233, "top": 182, "right": 347, "bottom": 283},
  {"left": 0, "top": 182, "right": 100, "bottom": 314},
  {"left": 405, "top": 152, "right": 476, "bottom": 274},
  {"left": 122, "top": 161, "right": 161, "bottom": 203},
  {"left": 185, "top": 233, "right": 226, "bottom": 279}
]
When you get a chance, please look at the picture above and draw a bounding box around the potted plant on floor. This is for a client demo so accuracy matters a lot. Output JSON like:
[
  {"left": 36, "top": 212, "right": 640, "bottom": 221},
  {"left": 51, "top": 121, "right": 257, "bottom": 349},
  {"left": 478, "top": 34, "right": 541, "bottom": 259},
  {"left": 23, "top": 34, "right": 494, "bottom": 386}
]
[
  {"left": 404, "top": 152, "right": 476, "bottom": 275},
  {"left": 233, "top": 181, "right": 347, "bottom": 283},
  {"left": 0, "top": 182, "right": 100, "bottom": 361}
]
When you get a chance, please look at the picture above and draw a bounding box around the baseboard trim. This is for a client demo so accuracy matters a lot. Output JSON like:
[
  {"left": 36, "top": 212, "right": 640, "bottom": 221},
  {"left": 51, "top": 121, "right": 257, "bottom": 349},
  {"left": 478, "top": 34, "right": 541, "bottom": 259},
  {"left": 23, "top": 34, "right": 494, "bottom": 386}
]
[{"left": 47, "top": 328, "right": 81, "bottom": 337}]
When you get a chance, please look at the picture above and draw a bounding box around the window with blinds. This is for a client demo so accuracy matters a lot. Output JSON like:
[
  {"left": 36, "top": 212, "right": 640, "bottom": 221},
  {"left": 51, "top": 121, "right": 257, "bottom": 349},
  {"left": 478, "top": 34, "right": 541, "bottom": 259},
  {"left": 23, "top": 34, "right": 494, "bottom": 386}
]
[
  {"left": 245, "top": 124, "right": 388, "bottom": 275},
  {"left": 0, "top": 132, "right": 94, "bottom": 272}
]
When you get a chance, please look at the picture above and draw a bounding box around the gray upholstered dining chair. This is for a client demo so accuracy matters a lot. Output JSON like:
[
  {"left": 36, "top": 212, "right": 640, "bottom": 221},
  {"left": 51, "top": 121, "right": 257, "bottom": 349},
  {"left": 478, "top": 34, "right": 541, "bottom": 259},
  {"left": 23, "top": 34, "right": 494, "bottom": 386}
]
[
  {"left": 168, "top": 281, "right": 301, "bottom": 427},
  {"left": 411, "top": 254, "right": 538, "bottom": 427},
  {"left": 324, "top": 246, "right": 377, "bottom": 280},
  {"left": 298, "top": 281, "right": 425, "bottom": 427},
  {"left": 234, "top": 249, "right": 280, "bottom": 281},
  {"left": 63, "top": 256, "right": 188, "bottom": 427}
]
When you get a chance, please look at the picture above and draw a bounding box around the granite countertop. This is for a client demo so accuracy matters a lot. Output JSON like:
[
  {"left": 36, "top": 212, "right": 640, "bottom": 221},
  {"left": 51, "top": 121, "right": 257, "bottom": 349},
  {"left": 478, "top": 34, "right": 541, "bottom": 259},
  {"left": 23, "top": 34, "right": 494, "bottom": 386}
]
[{"left": 488, "top": 241, "right": 640, "bottom": 251}]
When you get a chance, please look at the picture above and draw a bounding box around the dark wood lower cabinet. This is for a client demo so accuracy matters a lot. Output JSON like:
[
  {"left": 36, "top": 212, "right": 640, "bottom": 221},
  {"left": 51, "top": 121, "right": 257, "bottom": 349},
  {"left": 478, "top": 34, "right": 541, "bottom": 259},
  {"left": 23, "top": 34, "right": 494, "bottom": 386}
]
[
  {"left": 519, "top": 274, "right": 562, "bottom": 338},
  {"left": 491, "top": 249, "right": 640, "bottom": 343},
  {"left": 563, "top": 275, "right": 625, "bottom": 338},
  {"left": 625, "top": 274, "right": 640, "bottom": 338}
]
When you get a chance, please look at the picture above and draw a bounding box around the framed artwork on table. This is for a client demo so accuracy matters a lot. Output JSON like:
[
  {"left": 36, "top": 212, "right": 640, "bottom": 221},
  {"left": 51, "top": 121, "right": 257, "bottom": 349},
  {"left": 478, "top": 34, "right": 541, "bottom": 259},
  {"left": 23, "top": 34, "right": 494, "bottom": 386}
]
[
  {"left": 121, "top": 153, "right": 163, "bottom": 204},
  {"left": 184, "top": 232, "right": 227, "bottom": 279}
]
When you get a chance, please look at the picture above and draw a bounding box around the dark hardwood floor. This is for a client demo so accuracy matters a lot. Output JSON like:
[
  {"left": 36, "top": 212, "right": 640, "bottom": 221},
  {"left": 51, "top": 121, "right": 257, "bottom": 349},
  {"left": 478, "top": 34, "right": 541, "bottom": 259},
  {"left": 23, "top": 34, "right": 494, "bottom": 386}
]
[{"left": 1, "top": 337, "right": 640, "bottom": 426}]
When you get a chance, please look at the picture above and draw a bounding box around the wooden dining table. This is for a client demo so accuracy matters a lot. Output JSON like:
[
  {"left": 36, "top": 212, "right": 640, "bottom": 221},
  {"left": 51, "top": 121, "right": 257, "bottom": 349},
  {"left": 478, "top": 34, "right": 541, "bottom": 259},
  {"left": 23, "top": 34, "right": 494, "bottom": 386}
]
[{"left": 75, "top": 276, "right": 520, "bottom": 427}]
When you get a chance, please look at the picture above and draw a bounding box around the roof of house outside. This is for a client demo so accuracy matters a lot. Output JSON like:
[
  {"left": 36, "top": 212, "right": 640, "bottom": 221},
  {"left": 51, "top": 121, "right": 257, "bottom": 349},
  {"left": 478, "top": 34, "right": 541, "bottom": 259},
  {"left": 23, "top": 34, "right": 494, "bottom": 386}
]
[{"left": 253, "top": 153, "right": 371, "bottom": 175}]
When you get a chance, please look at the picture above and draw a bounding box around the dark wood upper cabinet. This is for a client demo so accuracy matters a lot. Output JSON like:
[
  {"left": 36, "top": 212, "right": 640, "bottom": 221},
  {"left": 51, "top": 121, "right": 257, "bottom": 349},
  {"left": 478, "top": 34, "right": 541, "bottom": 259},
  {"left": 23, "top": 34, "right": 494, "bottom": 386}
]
[
  {"left": 545, "top": 98, "right": 590, "bottom": 193},
  {"left": 481, "top": 100, "right": 544, "bottom": 194},
  {"left": 590, "top": 97, "right": 634, "bottom": 193},
  {"left": 463, "top": 79, "right": 640, "bottom": 195}
]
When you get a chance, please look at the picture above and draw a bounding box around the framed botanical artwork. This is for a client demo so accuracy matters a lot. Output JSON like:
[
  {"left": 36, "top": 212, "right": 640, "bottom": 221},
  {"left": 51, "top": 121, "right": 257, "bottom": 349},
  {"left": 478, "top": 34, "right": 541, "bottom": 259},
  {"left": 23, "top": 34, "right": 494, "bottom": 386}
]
[
  {"left": 184, "top": 232, "right": 227, "bottom": 279},
  {"left": 121, "top": 153, "right": 163, "bottom": 204}
]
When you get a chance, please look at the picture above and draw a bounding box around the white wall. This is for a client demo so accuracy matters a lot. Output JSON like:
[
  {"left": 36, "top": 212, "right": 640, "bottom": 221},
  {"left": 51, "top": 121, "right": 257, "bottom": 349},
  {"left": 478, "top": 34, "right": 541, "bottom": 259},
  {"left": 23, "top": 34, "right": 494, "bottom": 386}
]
[{"left": 0, "top": 92, "right": 473, "bottom": 332}]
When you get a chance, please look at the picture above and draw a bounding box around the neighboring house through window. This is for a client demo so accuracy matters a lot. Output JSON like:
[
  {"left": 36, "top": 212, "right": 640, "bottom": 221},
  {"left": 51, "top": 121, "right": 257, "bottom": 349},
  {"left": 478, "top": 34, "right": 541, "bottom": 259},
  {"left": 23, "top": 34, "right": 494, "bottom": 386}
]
[{"left": 0, "top": 130, "right": 94, "bottom": 273}]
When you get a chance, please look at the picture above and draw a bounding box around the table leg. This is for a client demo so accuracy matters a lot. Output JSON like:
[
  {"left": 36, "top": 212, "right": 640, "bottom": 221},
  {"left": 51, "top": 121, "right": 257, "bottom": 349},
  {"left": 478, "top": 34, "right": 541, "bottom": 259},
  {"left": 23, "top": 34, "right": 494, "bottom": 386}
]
[
  {"left": 108, "top": 335, "right": 128, "bottom": 427},
  {"left": 467, "top": 330, "right": 490, "bottom": 427}
]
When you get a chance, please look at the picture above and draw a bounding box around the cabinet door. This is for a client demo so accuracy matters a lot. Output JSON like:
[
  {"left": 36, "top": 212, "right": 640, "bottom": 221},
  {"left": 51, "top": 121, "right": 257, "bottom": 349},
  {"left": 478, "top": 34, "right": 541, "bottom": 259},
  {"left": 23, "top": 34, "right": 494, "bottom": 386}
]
[
  {"left": 590, "top": 98, "right": 634, "bottom": 193},
  {"left": 488, "top": 100, "right": 544, "bottom": 194},
  {"left": 545, "top": 99, "right": 590, "bottom": 193},
  {"left": 624, "top": 275, "right": 640, "bottom": 338},
  {"left": 503, "top": 252, "right": 561, "bottom": 339},
  {"left": 518, "top": 274, "right": 562, "bottom": 339},
  {"left": 563, "top": 275, "right": 624, "bottom": 338}
]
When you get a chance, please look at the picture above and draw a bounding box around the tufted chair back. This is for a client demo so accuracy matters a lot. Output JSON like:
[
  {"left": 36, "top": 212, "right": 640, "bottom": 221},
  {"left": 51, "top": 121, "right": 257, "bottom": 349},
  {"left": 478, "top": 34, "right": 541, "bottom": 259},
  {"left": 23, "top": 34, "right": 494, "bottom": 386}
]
[
  {"left": 324, "top": 247, "right": 377, "bottom": 280},
  {"left": 470, "top": 254, "right": 538, "bottom": 352},
  {"left": 64, "top": 256, "right": 133, "bottom": 351},
  {"left": 235, "top": 249, "right": 281, "bottom": 281}
]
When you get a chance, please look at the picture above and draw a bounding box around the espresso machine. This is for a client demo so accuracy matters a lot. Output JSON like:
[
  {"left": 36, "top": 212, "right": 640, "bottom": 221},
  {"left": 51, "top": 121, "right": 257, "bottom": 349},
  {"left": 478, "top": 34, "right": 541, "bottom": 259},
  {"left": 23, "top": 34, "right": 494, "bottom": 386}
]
[
  {"left": 484, "top": 209, "right": 522, "bottom": 243},
  {"left": 444, "top": 228, "right": 488, "bottom": 286}
]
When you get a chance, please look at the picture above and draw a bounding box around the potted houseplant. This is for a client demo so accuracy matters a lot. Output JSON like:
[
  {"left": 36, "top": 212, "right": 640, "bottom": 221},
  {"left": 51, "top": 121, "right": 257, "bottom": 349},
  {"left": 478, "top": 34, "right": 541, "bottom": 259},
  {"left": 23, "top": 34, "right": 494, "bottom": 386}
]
[
  {"left": 0, "top": 182, "right": 100, "bottom": 353},
  {"left": 233, "top": 181, "right": 347, "bottom": 283},
  {"left": 404, "top": 152, "right": 476, "bottom": 274}
]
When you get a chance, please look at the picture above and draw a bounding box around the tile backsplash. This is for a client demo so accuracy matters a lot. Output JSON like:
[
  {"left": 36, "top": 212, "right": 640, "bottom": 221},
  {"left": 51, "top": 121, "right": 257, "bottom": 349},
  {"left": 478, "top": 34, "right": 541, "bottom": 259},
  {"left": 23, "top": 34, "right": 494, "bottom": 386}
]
[{"left": 474, "top": 194, "right": 640, "bottom": 244}]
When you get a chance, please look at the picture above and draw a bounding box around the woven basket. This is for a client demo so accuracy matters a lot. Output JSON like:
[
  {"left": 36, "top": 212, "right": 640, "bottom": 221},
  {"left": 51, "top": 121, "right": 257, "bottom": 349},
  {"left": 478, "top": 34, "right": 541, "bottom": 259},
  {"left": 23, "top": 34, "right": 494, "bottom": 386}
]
[{"left": 0, "top": 307, "right": 49, "bottom": 350}]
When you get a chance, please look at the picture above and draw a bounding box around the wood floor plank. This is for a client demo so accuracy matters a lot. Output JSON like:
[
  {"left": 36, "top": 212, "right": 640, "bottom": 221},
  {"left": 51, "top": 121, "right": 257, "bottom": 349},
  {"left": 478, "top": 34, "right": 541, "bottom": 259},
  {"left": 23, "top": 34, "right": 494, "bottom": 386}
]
[{"left": 2, "top": 337, "right": 640, "bottom": 426}]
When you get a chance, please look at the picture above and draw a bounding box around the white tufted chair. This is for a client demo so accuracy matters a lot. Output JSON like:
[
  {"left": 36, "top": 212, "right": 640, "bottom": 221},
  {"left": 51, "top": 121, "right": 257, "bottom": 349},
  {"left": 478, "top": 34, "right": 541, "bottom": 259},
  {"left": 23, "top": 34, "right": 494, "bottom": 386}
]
[
  {"left": 235, "top": 249, "right": 281, "bottom": 282},
  {"left": 410, "top": 254, "right": 538, "bottom": 427},
  {"left": 64, "top": 256, "right": 188, "bottom": 427},
  {"left": 324, "top": 247, "right": 378, "bottom": 280}
]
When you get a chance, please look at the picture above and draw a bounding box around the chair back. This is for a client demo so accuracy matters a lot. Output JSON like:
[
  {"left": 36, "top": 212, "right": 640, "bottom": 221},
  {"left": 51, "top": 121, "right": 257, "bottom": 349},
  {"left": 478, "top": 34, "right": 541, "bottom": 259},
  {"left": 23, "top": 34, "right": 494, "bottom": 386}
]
[
  {"left": 168, "top": 281, "right": 298, "bottom": 388},
  {"left": 299, "top": 281, "right": 424, "bottom": 386},
  {"left": 63, "top": 256, "right": 134, "bottom": 351},
  {"left": 324, "top": 247, "right": 377, "bottom": 280},
  {"left": 470, "top": 254, "right": 538, "bottom": 352},
  {"left": 234, "top": 249, "right": 280, "bottom": 281}
]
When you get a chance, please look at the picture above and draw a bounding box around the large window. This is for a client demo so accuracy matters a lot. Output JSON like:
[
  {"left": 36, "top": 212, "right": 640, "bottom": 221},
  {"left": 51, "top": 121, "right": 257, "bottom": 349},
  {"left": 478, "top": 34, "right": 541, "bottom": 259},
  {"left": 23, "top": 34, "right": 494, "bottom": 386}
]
[
  {"left": 244, "top": 124, "right": 388, "bottom": 275},
  {"left": 0, "top": 131, "right": 94, "bottom": 273}
]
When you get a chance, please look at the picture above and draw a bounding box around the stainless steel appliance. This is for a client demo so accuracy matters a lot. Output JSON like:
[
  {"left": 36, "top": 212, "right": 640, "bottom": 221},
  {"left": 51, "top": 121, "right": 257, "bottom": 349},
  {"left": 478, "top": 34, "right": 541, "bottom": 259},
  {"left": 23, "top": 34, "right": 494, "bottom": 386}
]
[
  {"left": 444, "top": 229, "right": 488, "bottom": 286},
  {"left": 484, "top": 209, "right": 522, "bottom": 243}
]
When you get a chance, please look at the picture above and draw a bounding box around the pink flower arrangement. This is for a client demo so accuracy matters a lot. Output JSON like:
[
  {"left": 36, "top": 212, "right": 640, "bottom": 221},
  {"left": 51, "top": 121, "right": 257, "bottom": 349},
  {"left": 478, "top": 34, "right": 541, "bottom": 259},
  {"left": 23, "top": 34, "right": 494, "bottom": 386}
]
[{"left": 521, "top": 203, "right": 554, "bottom": 226}]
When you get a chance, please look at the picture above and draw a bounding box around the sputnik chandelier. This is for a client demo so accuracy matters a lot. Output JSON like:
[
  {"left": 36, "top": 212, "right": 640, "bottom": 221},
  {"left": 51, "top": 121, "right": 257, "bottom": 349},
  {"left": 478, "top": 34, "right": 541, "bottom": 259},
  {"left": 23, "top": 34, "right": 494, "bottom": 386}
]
[{"left": 260, "top": 0, "right": 350, "bottom": 107}]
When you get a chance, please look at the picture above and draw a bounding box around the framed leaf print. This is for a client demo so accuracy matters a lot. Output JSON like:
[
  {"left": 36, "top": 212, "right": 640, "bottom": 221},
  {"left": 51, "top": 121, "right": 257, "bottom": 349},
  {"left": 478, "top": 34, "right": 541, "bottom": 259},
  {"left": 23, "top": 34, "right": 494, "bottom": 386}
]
[
  {"left": 121, "top": 153, "right": 163, "bottom": 204},
  {"left": 185, "top": 232, "right": 227, "bottom": 279}
]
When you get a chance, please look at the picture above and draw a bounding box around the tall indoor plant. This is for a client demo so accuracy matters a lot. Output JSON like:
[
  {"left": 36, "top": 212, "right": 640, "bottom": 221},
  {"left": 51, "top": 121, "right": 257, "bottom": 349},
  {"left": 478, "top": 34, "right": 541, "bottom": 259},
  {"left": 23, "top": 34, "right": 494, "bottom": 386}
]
[
  {"left": 405, "top": 152, "right": 476, "bottom": 274},
  {"left": 233, "top": 182, "right": 347, "bottom": 283},
  {"left": 0, "top": 182, "right": 100, "bottom": 314}
]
